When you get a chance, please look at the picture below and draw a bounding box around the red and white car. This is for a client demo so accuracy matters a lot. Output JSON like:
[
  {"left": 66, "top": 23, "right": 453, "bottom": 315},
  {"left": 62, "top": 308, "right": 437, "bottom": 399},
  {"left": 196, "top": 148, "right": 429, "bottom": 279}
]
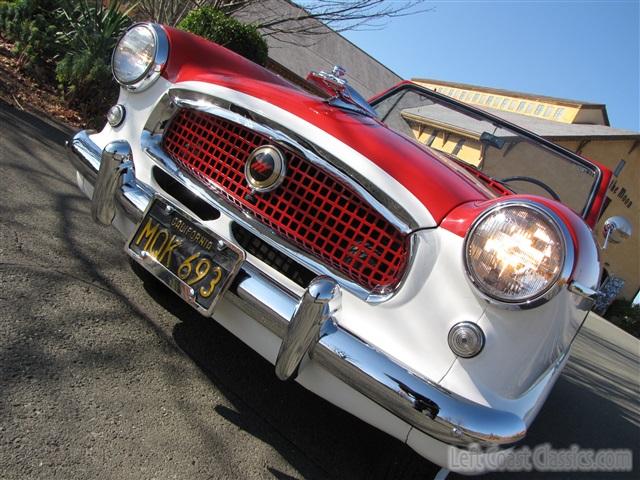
[{"left": 67, "top": 23, "right": 617, "bottom": 473}]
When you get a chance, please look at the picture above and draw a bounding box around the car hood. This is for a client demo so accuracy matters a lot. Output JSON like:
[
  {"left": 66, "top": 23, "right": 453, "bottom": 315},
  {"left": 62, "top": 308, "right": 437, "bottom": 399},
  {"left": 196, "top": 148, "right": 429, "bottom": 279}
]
[{"left": 161, "top": 26, "right": 493, "bottom": 227}]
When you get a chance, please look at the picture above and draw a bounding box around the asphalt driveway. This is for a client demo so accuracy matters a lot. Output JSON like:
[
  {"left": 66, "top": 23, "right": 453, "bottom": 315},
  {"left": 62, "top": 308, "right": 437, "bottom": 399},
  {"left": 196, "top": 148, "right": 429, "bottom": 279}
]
[{"left": 1, "top": 101, "right": 638, "bottom": 479}]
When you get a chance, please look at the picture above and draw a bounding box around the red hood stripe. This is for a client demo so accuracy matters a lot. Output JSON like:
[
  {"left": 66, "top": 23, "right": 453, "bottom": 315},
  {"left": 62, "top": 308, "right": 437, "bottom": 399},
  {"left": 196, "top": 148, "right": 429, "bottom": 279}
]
[{"left": 161, "top": 26, "right": 490, "bottom": 224}]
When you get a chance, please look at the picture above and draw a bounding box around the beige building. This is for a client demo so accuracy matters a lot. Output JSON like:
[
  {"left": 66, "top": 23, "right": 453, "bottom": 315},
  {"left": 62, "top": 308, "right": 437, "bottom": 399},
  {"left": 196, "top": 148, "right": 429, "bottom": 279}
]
[{"left": 412, "top": 79, "right": 639, "bottom": 301}]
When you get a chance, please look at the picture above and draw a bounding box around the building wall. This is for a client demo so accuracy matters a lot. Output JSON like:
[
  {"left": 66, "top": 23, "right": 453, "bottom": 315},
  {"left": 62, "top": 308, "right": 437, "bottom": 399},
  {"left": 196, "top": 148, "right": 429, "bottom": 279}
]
[
  {"left": 558, "top": 139, "right": 639, "bottom": 300},
  {"left": 415, "top": 80, "right": 608, "bottom": 125},
  {"left": 234, "top": 0, "right": 402, "bottom": 98}
]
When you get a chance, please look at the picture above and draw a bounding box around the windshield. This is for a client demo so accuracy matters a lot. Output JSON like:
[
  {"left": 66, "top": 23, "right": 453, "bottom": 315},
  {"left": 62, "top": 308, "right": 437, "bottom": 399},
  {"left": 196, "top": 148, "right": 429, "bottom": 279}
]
[{"left": 371, "top": 84, "right": 600, "bottom": 217}]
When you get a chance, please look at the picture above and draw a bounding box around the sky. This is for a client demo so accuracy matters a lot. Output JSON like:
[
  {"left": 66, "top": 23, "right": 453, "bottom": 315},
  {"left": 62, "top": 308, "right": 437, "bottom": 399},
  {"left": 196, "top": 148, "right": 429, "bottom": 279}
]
[{"left": 342, "top": 0, "right": 640, "bottom": 131}]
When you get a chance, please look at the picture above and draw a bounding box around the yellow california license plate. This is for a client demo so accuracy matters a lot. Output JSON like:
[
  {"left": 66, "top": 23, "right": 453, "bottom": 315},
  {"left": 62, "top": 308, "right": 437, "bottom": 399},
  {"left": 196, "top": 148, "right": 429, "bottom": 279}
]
[{"left": 127, "top": 197, "right": 245, "bottom": 315}]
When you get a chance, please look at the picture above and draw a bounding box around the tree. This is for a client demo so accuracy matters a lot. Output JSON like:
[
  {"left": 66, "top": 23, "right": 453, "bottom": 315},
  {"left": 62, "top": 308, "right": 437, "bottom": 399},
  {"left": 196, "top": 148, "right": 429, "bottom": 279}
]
[
  {"left": 135, "top": 1, "right": 246, "bottom": 26},
  {"left": 135, "top": 0, "right": 428, "bottom": 35},
  {"left": 250, "top": 0, "right": 428, "bottom": 38}
]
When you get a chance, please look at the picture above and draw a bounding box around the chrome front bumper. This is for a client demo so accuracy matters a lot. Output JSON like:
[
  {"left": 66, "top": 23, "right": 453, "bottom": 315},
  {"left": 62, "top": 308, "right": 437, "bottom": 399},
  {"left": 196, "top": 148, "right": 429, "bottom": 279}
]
[{"left": 67, "top": 130, "right": 526, "bottom": 449}]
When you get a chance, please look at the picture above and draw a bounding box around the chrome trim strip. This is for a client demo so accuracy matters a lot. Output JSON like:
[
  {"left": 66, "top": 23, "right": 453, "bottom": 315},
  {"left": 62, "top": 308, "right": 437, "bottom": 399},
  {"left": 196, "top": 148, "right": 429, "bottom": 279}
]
[
  {"left": 66, "top": 130, "right": 100, "bottom": 183},
  {"left": 568, "top": 281, "right": 598, "bottom": 304},
  {"left": 67, "top": 130, "right": 527, "bottom": 449},
  {"left": 462, "top": 199, "right": 576, "bottom": 310},
  {"left": 312, "top": 321, "right": 525, "bottom": 447}
]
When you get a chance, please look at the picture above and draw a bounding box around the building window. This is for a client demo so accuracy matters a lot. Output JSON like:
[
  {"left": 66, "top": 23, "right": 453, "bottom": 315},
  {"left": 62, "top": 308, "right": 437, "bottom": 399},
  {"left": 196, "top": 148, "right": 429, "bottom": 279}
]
[
  {"left": 452, "top": 139, "right": 465, "bottom": 155},
  {"left": 526, "top": 103, "right": 534, "bottom": 114},
  {"left": 426, "top": 130, "right": 438, "bottom": 147},
  {"left": 460, "top": 91, "right": 467, "bottom": 101},
  {"left": 553, "top": 107, "right": 565, "bottom": 120},
  {"left": 448, "top": 88, "right": 454, "bottom": 96},
  {"left": 500, "top": 98, "right": 509, "bottom": 109},
  {"left": 480, "top": 95, "right": 486, "bottom": 103},
  {"left": 544, "top": 106, "right": 553, "bottom": 117},
  {"left": 614, "top": 159, "right": 626, "bottom": 177},
  {"left": 534, "top": 104, "right": 544, "bottom": 115},
  {"left": 509, "top": 100, "right": 517, "bottom": 110},
  {"left": 517, "top": 101, "right": 526, "bottom": 112},
  {"left": 472, "top": 93, "right": 480, "bottom": 102},
  {"left": 486, "top": 95, "right": 494, "bottom": 105}
]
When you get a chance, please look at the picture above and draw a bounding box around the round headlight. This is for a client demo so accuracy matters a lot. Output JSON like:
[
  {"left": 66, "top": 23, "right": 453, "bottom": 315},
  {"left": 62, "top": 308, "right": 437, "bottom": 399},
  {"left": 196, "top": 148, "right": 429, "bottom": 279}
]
[
  {"left": 112, "top": 23, "right": 168, "bottom": 91},
  {"left": 464, "top": 202, "right": 571, "bottom": 306}
]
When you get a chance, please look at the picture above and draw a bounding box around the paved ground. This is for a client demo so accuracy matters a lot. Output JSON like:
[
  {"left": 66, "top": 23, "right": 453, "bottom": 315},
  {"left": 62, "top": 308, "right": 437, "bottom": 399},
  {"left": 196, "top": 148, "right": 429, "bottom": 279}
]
[{"left": 1, "top": 101, "right": 638, "bottom": 479}]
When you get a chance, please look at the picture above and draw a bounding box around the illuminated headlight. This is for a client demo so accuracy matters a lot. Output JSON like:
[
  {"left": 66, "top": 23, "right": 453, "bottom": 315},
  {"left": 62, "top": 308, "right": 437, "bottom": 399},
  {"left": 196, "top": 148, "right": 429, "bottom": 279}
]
[
  {"left": 112, "top": 23, "right": 168, "bottom": 91},
  {"left": 464, "top": 202, "right": 572, "bottom": 306}
]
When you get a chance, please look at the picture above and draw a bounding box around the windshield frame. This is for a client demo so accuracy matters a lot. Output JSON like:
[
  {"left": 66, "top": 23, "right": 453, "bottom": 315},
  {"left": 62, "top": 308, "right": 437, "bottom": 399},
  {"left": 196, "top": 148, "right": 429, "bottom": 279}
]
[{"left": 369, "top": 82, "right": 603, "bottom": 220}]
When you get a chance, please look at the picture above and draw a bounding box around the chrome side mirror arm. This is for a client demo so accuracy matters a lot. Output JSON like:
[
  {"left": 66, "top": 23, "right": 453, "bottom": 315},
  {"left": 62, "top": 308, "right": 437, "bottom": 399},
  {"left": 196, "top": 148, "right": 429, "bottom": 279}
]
[{"left": 601, "top": 216, "right": 633, "bottom": 250}]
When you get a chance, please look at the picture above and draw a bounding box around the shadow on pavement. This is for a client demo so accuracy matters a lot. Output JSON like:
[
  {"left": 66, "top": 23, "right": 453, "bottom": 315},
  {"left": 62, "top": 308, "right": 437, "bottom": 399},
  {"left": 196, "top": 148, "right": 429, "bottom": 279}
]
[{"left": 129, "top": 262, "right": 439, "bottom": 480}]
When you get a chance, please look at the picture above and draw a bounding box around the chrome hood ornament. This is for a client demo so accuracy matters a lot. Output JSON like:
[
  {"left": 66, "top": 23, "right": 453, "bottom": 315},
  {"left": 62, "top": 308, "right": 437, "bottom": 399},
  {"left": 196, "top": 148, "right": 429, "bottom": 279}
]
[{"left": 307, "top": 66, "right": 379, "bottom": 117}]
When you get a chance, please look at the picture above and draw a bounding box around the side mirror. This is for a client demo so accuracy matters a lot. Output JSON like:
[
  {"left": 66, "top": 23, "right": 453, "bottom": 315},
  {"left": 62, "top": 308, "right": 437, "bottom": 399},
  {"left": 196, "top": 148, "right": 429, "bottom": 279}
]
[
  {"left": 602, "top": 216, "right": 632, "bottom": 249},
  {"left": 479, "top": 131, "right": 506, "bottom": 149}
]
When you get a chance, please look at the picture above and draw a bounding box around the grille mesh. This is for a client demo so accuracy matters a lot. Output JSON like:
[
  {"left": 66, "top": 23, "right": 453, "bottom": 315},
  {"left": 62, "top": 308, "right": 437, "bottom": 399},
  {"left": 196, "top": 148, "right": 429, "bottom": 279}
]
[{"left": 163, "top": 108, "right": 408, "bottom": 291}]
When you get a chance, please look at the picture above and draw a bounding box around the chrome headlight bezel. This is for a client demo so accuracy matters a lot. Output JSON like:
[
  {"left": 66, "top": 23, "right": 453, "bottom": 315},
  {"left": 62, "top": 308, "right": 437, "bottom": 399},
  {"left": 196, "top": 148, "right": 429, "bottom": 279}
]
[
  {"left": 463, "top": 200, "right": 575, "bottom": 309},
  {"left": 111, "top": 23, "right": 169, "bottom": 92}
]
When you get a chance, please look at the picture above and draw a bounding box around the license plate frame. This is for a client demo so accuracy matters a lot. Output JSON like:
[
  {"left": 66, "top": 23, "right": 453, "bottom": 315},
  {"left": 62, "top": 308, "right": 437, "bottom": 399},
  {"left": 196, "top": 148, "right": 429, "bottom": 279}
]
[{"left": 126, "top": 196, "right": 245, "bottom": 316}]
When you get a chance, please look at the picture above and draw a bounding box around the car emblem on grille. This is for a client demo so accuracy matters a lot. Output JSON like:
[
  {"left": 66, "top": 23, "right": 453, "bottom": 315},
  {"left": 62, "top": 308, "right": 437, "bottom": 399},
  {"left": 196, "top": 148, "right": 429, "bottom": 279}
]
[{"left": 244, "top": 145, "right": 287, "bottom": 193}]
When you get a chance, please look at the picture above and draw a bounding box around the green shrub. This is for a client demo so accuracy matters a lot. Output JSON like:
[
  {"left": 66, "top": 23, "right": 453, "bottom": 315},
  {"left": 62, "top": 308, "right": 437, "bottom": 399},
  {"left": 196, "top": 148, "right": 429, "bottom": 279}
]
[
  {"left": 55, "top": 49, "right": 115, "bottom": 121},
  {"left": 178, "top": 6, "right": 268, "bottom": 66},
  {"left": 55, "top": 0, "right": 133, "bottom": 123},
  {"left": 0, "top": 0, "right": 66, "bottom": 77},
  {"left": 605, "top": 300, "right": 640, "bottom": 338}
]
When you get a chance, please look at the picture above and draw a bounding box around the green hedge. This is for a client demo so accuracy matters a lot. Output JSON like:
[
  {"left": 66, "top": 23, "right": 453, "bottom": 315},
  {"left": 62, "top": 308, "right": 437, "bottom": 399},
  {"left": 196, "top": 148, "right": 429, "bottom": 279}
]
[
  {"left": 0, "top": 0, "right": 132, "bottom": 125},
  {"left": 605, "top": 300, "right": 640, "bottom": 338},
  {"left": 0, "top": 0, "right": 66, "bottom": 77},
  {"left": 1, "top": 2, "right": 268, "bottom": 125},
  {"left": 54, "top": 0, "right": 132, "bottom": 122},
  {"left": 178, "top": 7, "right": 268, "bottom": 66}
]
